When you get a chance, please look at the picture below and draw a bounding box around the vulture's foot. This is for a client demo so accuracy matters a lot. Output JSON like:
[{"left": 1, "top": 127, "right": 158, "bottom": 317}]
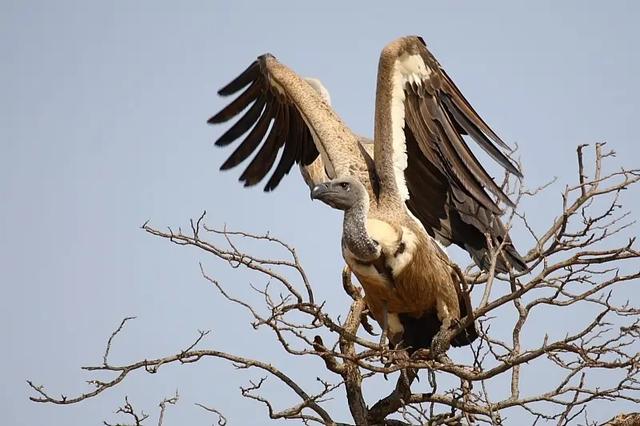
[
  {"left": 379, "top": 302, "right": 389, "bottom": 351},
  {"left": 360, "top": 311, "right": 377, "bottom": 336},
  {"left": 341, "top": 265, "right": 361, "bottom": 300},
  {"left": 377, "top": 327, "right": 390, "bottom": 361},
  {"left": 390, "top": 348, "right": 410, "bottom": 363},
  {"left": 382, "top": 348, "right": 410, "bottom": 380},
  {"left": 410, "top": 348, "right": 452, "bottom": 364},
  {"left": 430, "top": 328, "right": 453, "bottom": 357},
  {"left": 411, "top": 348, "right": 432, "bottom": 360},
  {"left": 378, "top": 330, "right": 389, "bottom": 351}
]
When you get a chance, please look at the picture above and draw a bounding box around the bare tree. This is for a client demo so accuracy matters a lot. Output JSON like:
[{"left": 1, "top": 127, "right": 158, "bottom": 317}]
[{"left": 28, "top": 143, "right": 640, "bottom": 425}]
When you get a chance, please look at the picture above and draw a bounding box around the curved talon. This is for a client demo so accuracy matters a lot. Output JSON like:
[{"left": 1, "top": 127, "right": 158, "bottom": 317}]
[
  {"left": 360, "top": 311, "right": 377, "bottom": 336},
  {"left": 411, "top": 348, "right": 431, "bottom": 360}
]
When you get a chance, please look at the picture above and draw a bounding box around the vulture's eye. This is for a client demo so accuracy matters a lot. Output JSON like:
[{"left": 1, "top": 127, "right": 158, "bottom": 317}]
[{"left": 340, "top": 182, "right": 350, "bottom": 190}]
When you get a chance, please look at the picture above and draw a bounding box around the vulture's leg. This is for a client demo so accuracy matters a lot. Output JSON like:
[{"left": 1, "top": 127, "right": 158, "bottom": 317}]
[
  {"left": 430, "top": 329, "right": 452, "bottom": 357},
  {"left": 378, "top": 301, "right": 389, "bottom": 350},
  {"left": 341, "top": 265, "right": 359, "bottom": 299},
  {"left": 431, "top": 300, "right": 454, "bottom": 357},
  {"left": 340, "top": 265, "right": 376, "bottom": 335}
]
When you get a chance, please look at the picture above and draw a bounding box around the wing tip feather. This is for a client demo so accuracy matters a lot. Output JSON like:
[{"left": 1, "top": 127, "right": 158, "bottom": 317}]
[
  {"left": 217, "top": 61, "right": 260, "bottom": 97},
  {"left": 207, "top": 113, "right": 226, "bottom": 125}
]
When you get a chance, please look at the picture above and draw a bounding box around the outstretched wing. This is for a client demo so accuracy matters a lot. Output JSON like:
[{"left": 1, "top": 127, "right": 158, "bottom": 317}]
[
  {"left": 208, "top": 55, "right": 362, "bottom": 191},
  {"left": 373, "top": 36, "right": 526, "bottom": 271}
]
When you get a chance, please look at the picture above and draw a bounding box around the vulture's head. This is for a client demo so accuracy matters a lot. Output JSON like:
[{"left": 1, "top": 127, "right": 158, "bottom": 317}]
[{"left": 310, "top": 177, "right": 367, "bottom": 211}]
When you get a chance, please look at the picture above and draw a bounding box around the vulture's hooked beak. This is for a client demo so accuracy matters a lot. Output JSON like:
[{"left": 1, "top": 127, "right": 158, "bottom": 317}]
[{"left": 310, "top": 183, "right": 330, "bottom": 201}]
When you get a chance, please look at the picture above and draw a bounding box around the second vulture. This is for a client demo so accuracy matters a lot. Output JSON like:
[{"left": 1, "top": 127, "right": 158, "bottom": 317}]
[{"left": 208, "top": 36, "right": 526, "bottom": 353}]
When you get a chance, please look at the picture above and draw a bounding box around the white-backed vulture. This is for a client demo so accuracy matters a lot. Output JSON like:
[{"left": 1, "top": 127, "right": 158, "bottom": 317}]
[{"left": 208, "top": 36, "right": 526, "bottom": 353}]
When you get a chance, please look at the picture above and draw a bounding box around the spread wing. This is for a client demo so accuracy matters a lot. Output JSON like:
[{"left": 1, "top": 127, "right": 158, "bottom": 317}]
[
  {"left": 373, "top": 36, "right": 526, "bottom": 271},
  {"left": 208, "top": 55, "right": 362, "bottom": 191}
]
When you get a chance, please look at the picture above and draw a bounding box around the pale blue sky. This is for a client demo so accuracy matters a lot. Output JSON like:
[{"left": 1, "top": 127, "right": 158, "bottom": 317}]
[{"left": 2, "top": 1, "right": 639, "bottom": 425}]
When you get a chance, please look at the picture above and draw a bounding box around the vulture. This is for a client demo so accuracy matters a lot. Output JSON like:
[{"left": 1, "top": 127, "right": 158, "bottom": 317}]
[{"left": 208, "top": 36, "right": 526, "bottom": 354}]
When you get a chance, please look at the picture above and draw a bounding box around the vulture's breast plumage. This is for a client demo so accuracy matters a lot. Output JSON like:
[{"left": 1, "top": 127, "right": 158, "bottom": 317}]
[{"left": 342, "top": 219, "right": 458, "bottom": 319}]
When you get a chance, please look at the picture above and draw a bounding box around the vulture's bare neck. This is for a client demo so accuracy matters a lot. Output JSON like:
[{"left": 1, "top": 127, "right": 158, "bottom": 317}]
[{"left": 343, "top": 200, "right": 379, "bottom": 262}]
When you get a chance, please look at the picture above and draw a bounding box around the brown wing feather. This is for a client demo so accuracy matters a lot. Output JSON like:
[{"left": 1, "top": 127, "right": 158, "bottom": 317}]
[
  {"left": 220, "top": 99, "right": 275, "bottom": 170},
  {"left": 208, "top": 79, "right": 261, "bottom": 125},
  {"left": 265, "top": 105, "right": 302, "bottom": 190},
  {"left": 217, "top": 61, "right": 260, "bottom": 96},
  {"left": 376, "top": 36, "right": 526, "bottom": 271},
  {"left": 240, "top": 104, "right": 289, "bottom": 186},
  {"left": 412, "top": 42, "right": 526, "bottom": 271},
  {"left": 214, "top": 94, "right": 266, "bottom": 146},
  {"left": 440, "top": 94, "right": 521, "bottom": 177},
  {"left": 208, "top": 55, "right": 318, "bottom": 190},
  {"left": 411, "top": 92, "right": 507, "bottom": 212},
  {"left": 439, "top": 68, "right": 510, "bottom": 150}
]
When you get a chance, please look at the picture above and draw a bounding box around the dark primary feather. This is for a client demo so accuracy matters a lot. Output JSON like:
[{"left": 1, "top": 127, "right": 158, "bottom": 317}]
[
  {"left": 406, "top": 92, "right": 503, "bottom": 214},
  {"left": 240, "top": 104, "right": 288, "bottom": 186},
  {"left": 439, "top": 68, "right": 511, "bottom": 151},
  {"left": 208, "top": 55, "right": 319, "bottom": 191},
  {"left": 441, "top": 95, "right": 522, "bottom": 177},
  {"left": 220, "top": 100, "right": 274, "bottom": 169},
  {"left": 400, "top": 40, "right": 526, "bottom": 272},
  {"left": 217, "top": 61, "right": 260, "bottom": 96},
  {"left": 215, "top": 95, "right": 266, "bottom": 146},
  {"left": 265, "top": 106, "right": 299, "bottom": 190},
  {"left": 208, "top": 79, "right": 261, "bottom": 125}
]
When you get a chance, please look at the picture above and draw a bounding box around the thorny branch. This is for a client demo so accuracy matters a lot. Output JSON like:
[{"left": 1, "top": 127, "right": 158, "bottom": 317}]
[{"left": 29, "top": 144, "right": 640, "bottom": 425}]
